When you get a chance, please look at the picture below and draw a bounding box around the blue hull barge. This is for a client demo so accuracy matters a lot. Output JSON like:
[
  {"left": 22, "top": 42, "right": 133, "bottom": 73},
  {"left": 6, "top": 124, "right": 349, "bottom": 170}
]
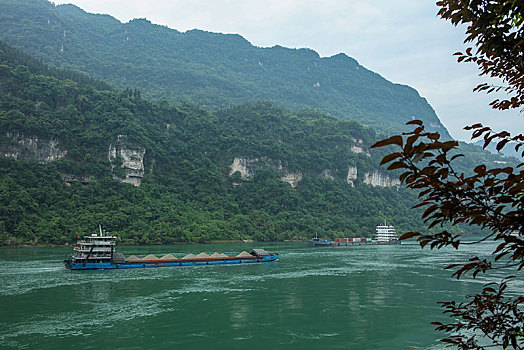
[{"left": 64, "top": 233, "right": 278, "bottom": 270}]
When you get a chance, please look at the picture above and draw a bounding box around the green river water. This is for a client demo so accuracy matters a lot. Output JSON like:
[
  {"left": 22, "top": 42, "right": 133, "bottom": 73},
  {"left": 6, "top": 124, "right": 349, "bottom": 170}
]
[{"left": 0, "top": 241, "right": 521, "bottom": 350}]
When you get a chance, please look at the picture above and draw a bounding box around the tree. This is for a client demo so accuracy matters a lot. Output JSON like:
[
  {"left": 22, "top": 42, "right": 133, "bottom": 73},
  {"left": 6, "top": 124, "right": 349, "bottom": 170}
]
[
  {"left": 436, "top": 0, "right": 524, "bottom": 111},
  {"left": 372, "top": 1, "right": 524, "bottom": 348}
]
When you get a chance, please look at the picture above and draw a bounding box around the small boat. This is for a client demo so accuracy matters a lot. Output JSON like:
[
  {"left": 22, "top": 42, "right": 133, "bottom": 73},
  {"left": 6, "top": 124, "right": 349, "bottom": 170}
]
[
  {"left": 309, "top": 221, "right": 401, "bottom": 247},
  {"left": 64, "top": 229, "right": 279, "bottom": 270}
]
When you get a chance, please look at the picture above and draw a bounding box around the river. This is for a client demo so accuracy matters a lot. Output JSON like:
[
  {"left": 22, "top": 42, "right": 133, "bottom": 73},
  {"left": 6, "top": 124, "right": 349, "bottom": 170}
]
[{"left": 0, "top": 241, "right": 521, "bottom": 349}]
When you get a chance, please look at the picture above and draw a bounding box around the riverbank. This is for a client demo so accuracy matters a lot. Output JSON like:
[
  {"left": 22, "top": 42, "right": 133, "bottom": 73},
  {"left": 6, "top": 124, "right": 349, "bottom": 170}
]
[{"left": 0, "top": 238, "right": 309, "bottom": 249}]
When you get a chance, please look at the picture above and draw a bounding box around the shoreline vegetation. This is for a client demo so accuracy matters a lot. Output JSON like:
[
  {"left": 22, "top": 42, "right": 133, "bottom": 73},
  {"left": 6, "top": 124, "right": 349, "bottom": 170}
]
[{"left": 0, "top": 238, "right": 309, "bottom": 249}]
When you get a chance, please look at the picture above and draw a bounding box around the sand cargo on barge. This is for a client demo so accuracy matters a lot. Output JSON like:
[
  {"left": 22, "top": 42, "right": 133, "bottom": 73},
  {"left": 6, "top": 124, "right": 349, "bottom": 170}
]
[{"left": 64, "top": 233, "right": 278, "bottom": 270}]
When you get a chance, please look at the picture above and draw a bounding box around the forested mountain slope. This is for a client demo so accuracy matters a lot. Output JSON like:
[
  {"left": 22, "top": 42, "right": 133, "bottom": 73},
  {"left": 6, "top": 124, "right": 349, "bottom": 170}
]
[
  {"left": 0, "top": 0, "right": 450, "bottom": 137},
  {"left": 0, "top": 40, "right": 431, "bottom": 245},
  {"left": 0, "top": 39, "right": 514, "bottom": 246}
]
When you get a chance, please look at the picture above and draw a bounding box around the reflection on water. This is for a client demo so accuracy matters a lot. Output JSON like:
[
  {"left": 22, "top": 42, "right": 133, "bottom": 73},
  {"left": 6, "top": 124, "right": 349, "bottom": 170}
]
[{"left": 0, "top": 241, "right": 520, "bottom": 349}]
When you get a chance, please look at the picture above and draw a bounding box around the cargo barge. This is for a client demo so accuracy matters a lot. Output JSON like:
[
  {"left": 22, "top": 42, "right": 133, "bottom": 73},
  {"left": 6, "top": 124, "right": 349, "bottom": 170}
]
[
  {"left": 309, "top": 222, "right": 401, "bottom": 247},
  {"left": 64, "top": 231, "right": 278, "bottom": 270}
]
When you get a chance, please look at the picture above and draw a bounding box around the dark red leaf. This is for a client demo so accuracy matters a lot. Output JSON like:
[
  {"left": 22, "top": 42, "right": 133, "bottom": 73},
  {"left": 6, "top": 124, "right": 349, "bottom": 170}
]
[
  {"left": 371, "top": 135, "right": 404, "bottom": 149},
  {"left": 474, "top": 165, "right": 486, "bottom": 175},
  {"left": 465, "top": 123, "right": 483, "bottom": 130},
  {"left": 496, "top": 139, "right": 510, "bottom": 151},
  {"left": 399, "top": 231, "right": 421, "bottom": 240},
  {"left": 380, "top": 153, "right": 402, "bottom": 165},
  {"left": 387, "top": 162, "right": 408, "bottom": 170}
]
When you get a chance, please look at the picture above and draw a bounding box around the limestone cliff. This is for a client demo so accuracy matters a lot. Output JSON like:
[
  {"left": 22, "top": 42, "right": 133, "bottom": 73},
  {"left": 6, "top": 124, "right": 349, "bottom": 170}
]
[
  {"left": 2, "top": 132, "right": 67, "bottom": 163},
  {"left": 281, "top": 172, "right": 303, "bottom": 188},
  {"left": 108, "top": 136, "right": 146, "bottom": 186},
  {"left": 346, "top": 166, "right": 358, "bottom": 187},
  {"left": 229, "top": 157, "right": 260, "bottom": 179},
  {"left": 229, "top": 157, "right": 301, "bottom": 187},
  {"left": 229, "top": 157, "right": 399, "bottom": 188},
  {"left": 363, "top": 170, "right": 400, "bottom": 187}
]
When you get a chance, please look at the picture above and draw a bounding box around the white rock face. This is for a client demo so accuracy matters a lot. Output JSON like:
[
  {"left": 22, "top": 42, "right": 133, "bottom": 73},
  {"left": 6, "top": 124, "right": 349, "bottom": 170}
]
[
  {"left": 229, "top": 157, "right": 302, "bottom": 187},
  {"left": 350, "top": 145, "right": 365, "bottom": 154},
  {"left": 350, "top": 140, "right": 370, "bottom": 156},
  {"left": 281, "top": 172, "right": 302, "bottom": 188},
  {"left": 363, "top": 171, "right": 400, "bottom": 187},
  {"left": 2, "top": 133, "right": 67, "bottom": 163},
  {"left": 346, "top": 166, "right": 358, "bottom": 187},
  {"left": 108, "top": 137, "right": 146, "bottom": 186},
  {"left": 229, "top": 157, "right": 258, "bottom": 179},
  {"left": 229, "top": 157, "right": 398, "bottom": 189}
]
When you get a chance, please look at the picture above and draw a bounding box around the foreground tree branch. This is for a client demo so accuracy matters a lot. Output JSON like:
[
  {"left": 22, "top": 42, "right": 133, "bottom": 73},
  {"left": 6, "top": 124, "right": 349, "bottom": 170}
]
[
  {"left": 436, "top": 0, "right": 524, "bottom": 111},
  {"left": 369, "top": 2, "right": 524, "bottom": 347},
  {"left": 372, "top": 120, "right": 524, "bottom": 348}
]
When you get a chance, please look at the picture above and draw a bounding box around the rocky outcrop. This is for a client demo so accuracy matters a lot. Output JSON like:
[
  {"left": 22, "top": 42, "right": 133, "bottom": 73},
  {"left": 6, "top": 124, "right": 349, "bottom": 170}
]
[
  {"left": 229, "top": 157, "right": 400, "bottom": 189},
  {"left": 350, "top": 139, "right": 370, "bottom": 156},
  {"left": 350, "top": 145, "right": 370, "bottom": 156},
  {"left": 281, "top": 172, "right": 302, "bottom": 188},
  {"left": 229, "top": 157, "right": 301, "bottom": 187},
  {"left": 229, "top": 157, "right": 286, "bottom": 178},
  {"left": 363, "top": 171, "right": 400, "bottom": 187},
  {"left": 108, "top": 136, "right": 146, "bottom": 186},
  {"left": 229, "top": 157, "right": 259, "bottom": 179},
  {"left": 346, "top": 166, "right": 358, "bottom": 187},
  {"left": 350, "top": 145, "right": 364, "bottom": 153},
  {"left": 2, "top": 133, "right": 67, "bottom": 163}
]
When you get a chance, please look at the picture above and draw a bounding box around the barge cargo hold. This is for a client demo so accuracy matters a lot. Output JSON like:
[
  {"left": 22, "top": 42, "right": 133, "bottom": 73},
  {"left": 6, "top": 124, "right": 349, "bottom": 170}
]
[{"left": 64, "top": 233, "right": 278, "bottom": 270}]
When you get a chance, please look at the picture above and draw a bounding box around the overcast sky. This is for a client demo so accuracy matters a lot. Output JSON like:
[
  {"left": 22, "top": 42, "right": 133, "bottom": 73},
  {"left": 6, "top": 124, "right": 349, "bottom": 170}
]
[{"left": 52, "top": 0, "right": 523, "bottom": 141}]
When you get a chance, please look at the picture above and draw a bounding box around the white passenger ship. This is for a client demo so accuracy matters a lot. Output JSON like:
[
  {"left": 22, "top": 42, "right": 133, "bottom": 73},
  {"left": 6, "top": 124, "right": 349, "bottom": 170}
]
[
  {"left": 375, "top": 221, "right": 400, "bottom": 243},
  {"left": 309, "top": 221, "right": 401, "bottom": 246}
]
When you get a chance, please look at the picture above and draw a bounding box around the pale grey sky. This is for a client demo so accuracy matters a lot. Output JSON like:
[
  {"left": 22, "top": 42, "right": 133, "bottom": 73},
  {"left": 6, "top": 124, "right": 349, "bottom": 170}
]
[{"left": 52, "top": 0, "right": 523, "bottom": 141}]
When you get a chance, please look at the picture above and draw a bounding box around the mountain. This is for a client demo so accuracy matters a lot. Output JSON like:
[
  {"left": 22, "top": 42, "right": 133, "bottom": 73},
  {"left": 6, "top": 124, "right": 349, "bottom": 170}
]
[
  {"left": 1, "top": 40, "right": 432, "bottom": 245},
  {"left": 0, "top": 0, "right": 451, "bottom": 138},
  {"left": 0, "top": 39, "right": 515, "bottom": 246},
  {"left": 472, "top": 140, "right": 523, "bottom": 160}
]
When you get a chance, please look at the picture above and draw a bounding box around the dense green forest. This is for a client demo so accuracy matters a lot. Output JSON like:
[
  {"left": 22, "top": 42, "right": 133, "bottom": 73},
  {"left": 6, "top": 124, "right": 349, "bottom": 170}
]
[
  {"left": 0, "top": 41, "right": 411, "bottom": 245},
  {"left": 0, "top": 0, "right": 450, "bottom": 138},
  {"left": 0, "top": 41, "right": 514, "bottom": 246}
]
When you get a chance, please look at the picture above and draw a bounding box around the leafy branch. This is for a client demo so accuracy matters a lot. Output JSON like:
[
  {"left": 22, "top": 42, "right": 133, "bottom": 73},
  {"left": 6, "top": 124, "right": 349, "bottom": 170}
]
[{"left": 372, "top": 120, "right": 523, "bottom": 348}]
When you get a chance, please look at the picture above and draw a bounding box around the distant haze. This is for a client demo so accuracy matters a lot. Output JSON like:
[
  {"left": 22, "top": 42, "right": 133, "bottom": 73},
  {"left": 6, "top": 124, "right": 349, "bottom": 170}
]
[{"left": 52, "top": 0, "right": 523, "bottom": 141}]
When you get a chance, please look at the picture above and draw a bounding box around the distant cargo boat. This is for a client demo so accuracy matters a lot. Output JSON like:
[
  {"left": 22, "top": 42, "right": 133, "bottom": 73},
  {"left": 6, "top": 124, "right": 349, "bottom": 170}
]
[
  {"left": 309, "top": 222, "right": 401, "bottom": 247},
  {"left": 64, "top": 229, "right": 278, "bottom": 270}
]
